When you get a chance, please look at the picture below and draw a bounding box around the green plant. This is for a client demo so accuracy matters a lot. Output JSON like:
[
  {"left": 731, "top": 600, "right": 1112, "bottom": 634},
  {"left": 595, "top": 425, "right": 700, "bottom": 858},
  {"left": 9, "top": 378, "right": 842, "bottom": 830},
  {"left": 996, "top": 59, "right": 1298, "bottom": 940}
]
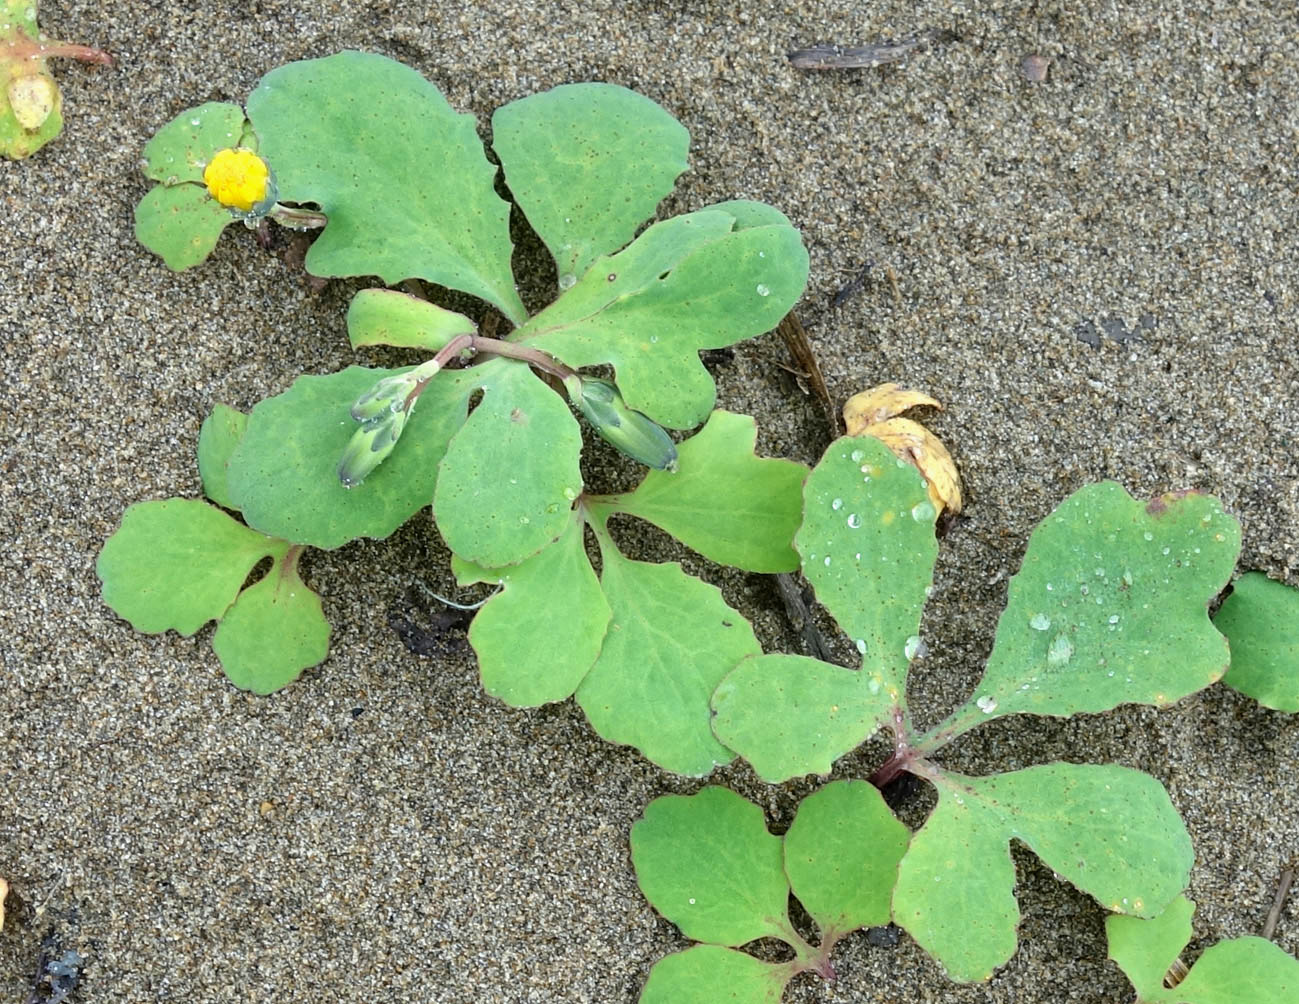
[
  {"left": 633, "top": 433, "right": 1244, "bottom": 994},
  {"left": 1212, "top": 571, "right": 1299, "bottom": 711},
  {"left": 1107, "top": 895, "right": 1299, "bottom": 1002},
  {"left": 631, "top": 783, "right": 908, "bottom": 1001},
  {"left": 99, "top": 52, "right": 812, "bottom": 771},
  {"left": 1, "top": 0, "right": 110, "bottom": 159}
]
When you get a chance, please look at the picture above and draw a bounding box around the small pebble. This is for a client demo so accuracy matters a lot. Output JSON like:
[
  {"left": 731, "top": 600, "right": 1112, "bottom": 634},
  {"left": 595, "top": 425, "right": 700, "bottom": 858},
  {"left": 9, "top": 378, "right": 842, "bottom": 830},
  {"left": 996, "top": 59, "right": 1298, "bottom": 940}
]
[{"left": 1022, "top": 54, "right": 1051, "bottom": 82}]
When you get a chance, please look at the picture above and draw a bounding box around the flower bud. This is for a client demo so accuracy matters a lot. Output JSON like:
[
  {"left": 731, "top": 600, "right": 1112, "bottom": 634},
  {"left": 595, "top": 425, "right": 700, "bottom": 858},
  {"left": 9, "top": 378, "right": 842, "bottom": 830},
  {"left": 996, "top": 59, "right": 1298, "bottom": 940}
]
[
  {"left": 337, "top": 410, "right": 407, "bottom": 488},
  {"left": 571, "top": 377, "right": 678, "bottom": 471},
  {"left": 349, "top": 372, "right": 418, "bottom": 422}
]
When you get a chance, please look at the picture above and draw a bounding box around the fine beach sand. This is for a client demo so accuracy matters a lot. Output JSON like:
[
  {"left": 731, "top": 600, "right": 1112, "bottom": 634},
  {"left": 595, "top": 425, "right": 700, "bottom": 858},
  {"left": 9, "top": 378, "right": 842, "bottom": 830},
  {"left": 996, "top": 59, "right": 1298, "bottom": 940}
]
[{"left": 3, "top": 1, "right": 1296, "bottom": 1001}]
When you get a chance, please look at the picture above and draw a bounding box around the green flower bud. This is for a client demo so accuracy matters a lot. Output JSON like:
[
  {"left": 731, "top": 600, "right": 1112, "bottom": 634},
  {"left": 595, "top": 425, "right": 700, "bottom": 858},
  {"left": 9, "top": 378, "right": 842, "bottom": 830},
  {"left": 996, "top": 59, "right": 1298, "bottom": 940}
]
[
  {"left": 571, "top": 377, "right": 678, "bottom": 471},
  {"left": 349, "top": 372, "right": 417, "bottom": 421},
  {"left": 337, "top": 409, "right": 407, "bottom": 488}
]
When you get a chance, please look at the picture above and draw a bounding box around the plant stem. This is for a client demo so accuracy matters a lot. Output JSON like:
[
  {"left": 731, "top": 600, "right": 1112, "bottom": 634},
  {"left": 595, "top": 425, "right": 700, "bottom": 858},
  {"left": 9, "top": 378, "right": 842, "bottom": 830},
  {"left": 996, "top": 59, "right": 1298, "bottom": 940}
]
[
  {"left": 268, "top": 204, "right": 327, "bottom": 230},
  {"left": 402, "top": 334, "right": 577, "bottom": 411},
  {"left": 774, "top": 919, "right": 836, "bottom": 981}
]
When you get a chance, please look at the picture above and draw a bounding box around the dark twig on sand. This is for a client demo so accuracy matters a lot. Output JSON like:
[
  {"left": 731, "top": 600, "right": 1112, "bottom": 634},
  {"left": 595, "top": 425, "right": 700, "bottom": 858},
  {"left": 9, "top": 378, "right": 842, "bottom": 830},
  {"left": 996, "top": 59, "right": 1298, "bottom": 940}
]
[
  {"left": 789, "top": 29, "right": 955, "bottom": 71},
  {"left": 774, "top": 573, "right": 834, "bottom": 663},
  {"left": 776, "top": 312, "right": 839, "bottom": 435},
  {"left": 1262, "top": 857, "right": 1296, "bottom": 942}
]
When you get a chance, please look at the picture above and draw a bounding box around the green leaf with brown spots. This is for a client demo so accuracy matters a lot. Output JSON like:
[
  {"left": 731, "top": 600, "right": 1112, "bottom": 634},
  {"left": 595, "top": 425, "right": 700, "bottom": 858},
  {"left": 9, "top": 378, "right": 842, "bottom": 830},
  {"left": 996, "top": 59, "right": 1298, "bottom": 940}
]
[
  {"left": 1108, "top": 895, "right": 1299, "bottom": 1003},
  {"left": 134, "top": 183, "right": 234, "bottom": 271},
  {"left": 892, "top": 763, "right": 1192, "bottom": 983},
  {"left": 247, "top": 51, "right": 526, "bottom": 323},
  {"left": 632, "top": 787, "right": 792, "bottom": 946},
  {"left": 515, "top": 205, "right": 808, "bottom": 429},
  {"left": 491, "top": 82, "right": 690, "bottom": 282},
  {"left": 927, "top": 484, "right": 1240, "bottom": 738},
  {"left": 432, "top": 361, "right": 584, "bottom": 568},
  {"left": 98, "top": 499, "right": 287, "bottom": 635},
  {"left": 1214, "top": 571, "right": 1299, "bottom": 711},
  {"left": 606, "top": 410, "right": 807, "bottom": 573},
  {"left": 197, "top": 403, "right": 248, "bottom": 512},
  {"left": 227, "top": 363, "right": 481, "bottom": 550},
  {"left": 575, "top": 543, "right": 759, "bottom": 776},
  {"left": 212, "top": 551, "right": 329, "bottom": 695},
  {"left": 640, "top": 947, "right": 792, "bottom": 1004}
]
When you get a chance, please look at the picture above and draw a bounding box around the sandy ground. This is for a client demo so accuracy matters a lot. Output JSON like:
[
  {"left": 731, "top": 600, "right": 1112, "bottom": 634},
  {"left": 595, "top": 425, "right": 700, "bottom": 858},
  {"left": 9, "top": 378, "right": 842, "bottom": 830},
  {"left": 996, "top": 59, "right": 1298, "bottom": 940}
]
[{"left": 2, "top": 1, "right": 1297, "bottom": 1001}]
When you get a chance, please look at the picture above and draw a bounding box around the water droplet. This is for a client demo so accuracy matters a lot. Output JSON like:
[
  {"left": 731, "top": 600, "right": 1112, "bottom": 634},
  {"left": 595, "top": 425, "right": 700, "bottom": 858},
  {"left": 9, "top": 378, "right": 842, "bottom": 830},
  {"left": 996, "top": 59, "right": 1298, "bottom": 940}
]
[
  {"left": 519, "top": 516, "right": 531, "bottom": 525},
  {"left": 823, "top": 555, "right": 832, "bottom": 566},
  {"left": 648, "top": 335, "right": 659, "bottom": 344},
  {"left": 758, "top": 251, "right": 766, "bottom": 258},
  {"left": 855, "top": 639, "right": 868, "bottom": 655},
  {"left": 1048, "top": 633, "right": 1074, "bottom": 666},
  {"left": 850, "top": 449, "right": 865, "bottom": 462},
  {"left": 1094, "top": 567, "right": 1106, "bottom": 577},
  {"left": 1108, "top": 614, "right": 1120, "bottom": 624},
  {"left": 688, "top": 897, "right": 696, "bottom": 905},
  {"left": 1162, "top": 546, "right": 1171, "bottom": 555},
  {"left": 1046, "top": 582, "right": 1054, "bottom": 591},
  {"left": 911, "top": 501, "right": 936, "bottom": 522},
  {"left": 755, "top": 283, "right": 771, "bottom": 296},
  {"left": 558, "top": 273, "right": 576, "bottom": 290},
  {"left": 1143, "top": 531, "right": 1154, "bottom": 541},
  {"left": 1079, "top": 584, "right": 1089, "bottom": 595},
  {"left": 976, "top": 695, "right": 998, "bottom": 713},
  {"left": 190, "top": 117, "right": 201, "bottom": 126},
  {"left": 831, "top": 498, "right": 843, "bottom": 510},
  {"left": 563, "top": 487, "right": 578, "bottom": 501},
  {"left": 854, "top": 553, "right": 860, "bottom": 561},
  {"left": 846, "top": 513, "right": 862, "bottom": 529},
  {"left": 904, "top": 636, "right": 923, "bottom": 660},
  {"left": 867, "top": 676, "right": 881, "bottom": 694},
  {"left": 1123, "top": 570, "right": 1133, "bottom": 586},
  {"left": 1030, "top": 612, "right": 1051, "bottom": 631}
]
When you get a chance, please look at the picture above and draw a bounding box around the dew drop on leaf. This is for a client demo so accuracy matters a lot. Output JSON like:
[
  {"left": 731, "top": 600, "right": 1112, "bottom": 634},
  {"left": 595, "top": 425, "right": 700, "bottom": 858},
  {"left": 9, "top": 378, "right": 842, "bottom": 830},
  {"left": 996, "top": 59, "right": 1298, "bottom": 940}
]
[
  {"left": 904, "top": 635, "right": 923, "bottom": 660},
  {"left": 755, "top": 283, "right": 771, "bottom": 296},
  {"left": 847, "top": 513, "right": 861, "bottom": 528},
  {"left": 1030, "top": 612, "right": 1051, "bottom": 631},
  {"left": 558, "top": 273, "right": 576, "bottom": 290},
  {"left": 1047, "top": 633, "right": 1074, "bottom": 666},
  {"left": 831, "top": 498, "right": 843, "bottom": 510},
  {"left": 911, "top": 501, "right": 936, "bottom": 522},
  {"left": 976, "top": 695, "right": 998, "bottom": 713}
]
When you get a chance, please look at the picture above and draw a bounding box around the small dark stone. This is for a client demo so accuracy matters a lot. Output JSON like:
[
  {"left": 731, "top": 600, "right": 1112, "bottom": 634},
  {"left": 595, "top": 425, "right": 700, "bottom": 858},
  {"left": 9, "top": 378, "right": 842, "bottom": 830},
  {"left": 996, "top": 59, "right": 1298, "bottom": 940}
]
[{"left": 866, "top": 924, "right": 903, "bottom": 947}]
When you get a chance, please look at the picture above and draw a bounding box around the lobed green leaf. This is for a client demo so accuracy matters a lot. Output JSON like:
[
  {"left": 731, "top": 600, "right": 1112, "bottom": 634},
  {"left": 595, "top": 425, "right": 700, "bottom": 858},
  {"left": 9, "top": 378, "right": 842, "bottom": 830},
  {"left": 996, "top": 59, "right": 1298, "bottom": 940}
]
[
  {"left": 607, "top": 410, "right": 807, "bottom": 573},
  {"left": 346, "top": 288, "right": 476, "bottom": 352},
  {"left": 1107, "top": 895, "right": 1299, "bottom": 1003},
  {"left": 453, "top": 512, "right": 611, "bottom": 706},
  {"left": 491, "top": 82, "right": 690, "bottom": 282},
  {"left": 98, "top": 499, "right": 286, "bottom": 636},
  {"left": 711, "top": 653, "right": 890, "bottom": 783},
  {"left": 892, "top": 763, "right": 1193, "bottom": 983},
  {"left": 212, "top": 552, "right": 329, "bottom": 694},
  {"left": 937, "top": 485, "right": 1240, "bottom": 733},
  {"left": 433, "top": 361, "right": 583, "bottom": 568},
  {"left": 575, "top": 544, "right": 757, "bottom": 776},
  {"left": 797, "top": 436, "right": 938, "bottom": 702},
  {"left": 227, "top": 364, "right": 479, "bottom": 549},
  {"left": 134, "top": 183, "right": 233, "bottom": 271},
  {"left": 1214, "top": 571, "right": 1299, "bottom": 711},
  {"left": 783, "top": 780, "right": 909, "bottom": 939},
  {"left": 141, "top": 102, "right": 248, "bottom": 184},
  {"left": 197, "top": 403, "right": 248, "bottom": 511},
  {"left": 640, "top": 946, "right": 791, "bottom": 1004},
  {"left": 247, "top": 51, "right": 526, "bottom": 323},
  {"left": 517, "top": 206, "right": 809, "bottom": 429},
  {"left": 631, "top": 787, "right": 790, "bottom": 947}
]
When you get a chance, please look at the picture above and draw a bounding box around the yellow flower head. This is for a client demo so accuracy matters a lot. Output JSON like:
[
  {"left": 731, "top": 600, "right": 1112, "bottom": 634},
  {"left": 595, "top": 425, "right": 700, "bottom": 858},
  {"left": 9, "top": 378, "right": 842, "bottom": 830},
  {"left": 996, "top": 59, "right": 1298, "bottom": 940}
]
[{"left": 203, "top": 147, "right": 273, "bottom": 212}]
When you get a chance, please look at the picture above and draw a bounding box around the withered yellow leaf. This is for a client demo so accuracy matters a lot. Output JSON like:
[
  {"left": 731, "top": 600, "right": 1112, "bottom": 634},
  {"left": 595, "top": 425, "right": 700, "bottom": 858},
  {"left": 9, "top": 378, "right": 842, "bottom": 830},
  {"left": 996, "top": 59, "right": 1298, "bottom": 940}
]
[
  {"left": 843, "top": 382, "right": 942, "bottom": 433},
  {"left": 841, "top": 383, "right": 962, "bottom": 515}
]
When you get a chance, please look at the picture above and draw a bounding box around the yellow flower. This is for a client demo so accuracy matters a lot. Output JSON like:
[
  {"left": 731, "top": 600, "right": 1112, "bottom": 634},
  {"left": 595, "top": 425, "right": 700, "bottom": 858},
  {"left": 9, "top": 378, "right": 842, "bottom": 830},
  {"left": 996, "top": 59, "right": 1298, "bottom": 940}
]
[{"left": 203, "top": 147, "right": 272, "bottom": 212}]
